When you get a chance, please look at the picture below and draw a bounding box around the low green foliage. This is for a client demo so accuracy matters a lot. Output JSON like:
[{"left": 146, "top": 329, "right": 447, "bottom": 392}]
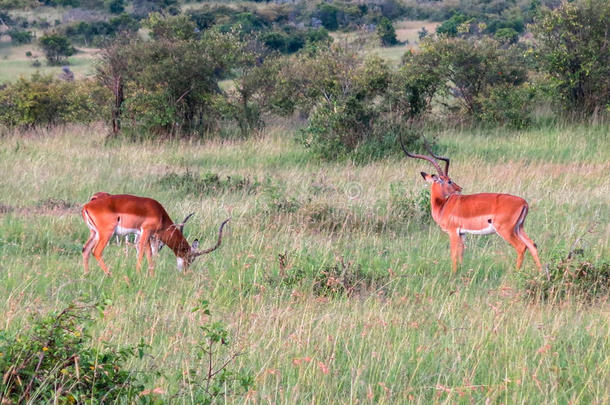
[
  {"left": 0, "top": 302, "right": 148, "bottom": 403},
  {"left": 313, "top": 257, "right": 389, "bottom": 297},
  {"left": 0, "top": 74, "right": 107, "bottom": 128},
  {"left": 531, "top": 0, "right": 610, "bottom": 114},
  {"left": 179, "top": 300, "right": 254, "bottom": 404},
  {"left": 157, "top": 171, "right": 259, "bottom": 196},
  {"left": 520, "top": 249, "right": 610, "bottom": 303},
  {"left": 39, "top": 33, "right": 75, "bottom": 66}
]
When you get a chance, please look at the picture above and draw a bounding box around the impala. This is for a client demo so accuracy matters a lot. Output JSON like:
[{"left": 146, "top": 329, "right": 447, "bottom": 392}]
[
  {"left": 400, "top": 139, "right": 542, "bottom": 273},
  {"left": 88, "top": 192, "right": 194, "bottom": 254},
  {"left": 82, "top": 194, "right": 229, "bottom": 276}
]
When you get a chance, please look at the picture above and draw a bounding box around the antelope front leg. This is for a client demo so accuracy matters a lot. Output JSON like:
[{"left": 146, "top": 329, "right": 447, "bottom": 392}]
[
  {"left": 136, "top": 231, "right": 151, "bottom": 273},
  {"left": 449, "top": 232, "right": 462, "bottom": 274}
]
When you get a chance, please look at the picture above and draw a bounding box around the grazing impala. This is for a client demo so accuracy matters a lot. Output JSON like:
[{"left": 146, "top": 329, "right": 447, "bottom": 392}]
[
  {"left": 400, "top": 139, "right": 542, "bottom": 273},
  {"left": 82, "top": 194, "right": 229, "bottom": 276},
  {"left": 87, "top": 192, "right": 194, "bottom": 254}
]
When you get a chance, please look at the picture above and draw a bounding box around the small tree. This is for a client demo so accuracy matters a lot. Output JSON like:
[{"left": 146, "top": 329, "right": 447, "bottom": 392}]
[
  {"left": 39, "top": 33, "right": 75, "bottom": 65},
  {"left": 531, "top": 0, "right": 610, "bottom": 114},
  {"left": 377, "top": 17, "right": 398, "bottom": 46},
  {"left": 106, "top": 0, "right": 125, "bottom": 14}
]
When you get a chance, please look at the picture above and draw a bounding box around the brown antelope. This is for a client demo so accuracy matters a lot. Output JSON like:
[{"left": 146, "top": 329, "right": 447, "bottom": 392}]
[
  {"left": 87, "top": 192, "right": 194, "bottom": 254},
  {"left": 82, "top": 194, "right": 229, "bottom": 276},
  {"left": 400, "top": 139, "right": 542, "bottom": 273}
]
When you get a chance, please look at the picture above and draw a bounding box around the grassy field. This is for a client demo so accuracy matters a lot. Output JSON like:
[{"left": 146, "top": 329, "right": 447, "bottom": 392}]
[
  {"left": 0, "top": 41, "right": 98, "bottom": 83},
  {"left": 0, "top": 122, "right": 609, "bottom": 403}
]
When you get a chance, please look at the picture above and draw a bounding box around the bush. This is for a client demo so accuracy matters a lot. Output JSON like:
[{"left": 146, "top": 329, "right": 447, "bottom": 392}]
[
  {"left": 476, "top": 83, "right": 535, "bottom": 128},
  {"left": 531, "top": 0, "right": 610, "bottom": 114},
  {"left": 39, "top": 33, "right": 75, "bottom": 66},
  {"left": 179, "top": 300, "right": 254, "bottom": 403},
  {"left": 520, "top": 249, "right": 610, "bottom": 303},
  {"left": 7, "top": 29, "right": 33, "bottom": 44},
  {"left": 157, "top": 171, "right": 259, "bottom": 196},
  {"left": 388, "top": 184, "right": 430, "bottom": 225},
  {"left": 313, "top": 257, "right": 389, "bottom": 297},
  {"left": 0, "top": 74, "right": 108, "bottom": 128},
  {"left": 0, "top": 303, "right": 147, "bottom": 403},
  {"left": 277, "top": 47, "right": 421, "bottom": 161},
  {"left": 97, "top": 21, "right": 241, "bottom": 137},
  {"left": 377, "top": 17, "right": 398, "bottom": 46},
  {"left": 414, "top": 37, "right": 528, "bottom": 120}
]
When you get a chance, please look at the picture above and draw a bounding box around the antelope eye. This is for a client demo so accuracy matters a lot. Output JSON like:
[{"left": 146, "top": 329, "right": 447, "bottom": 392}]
[{"left": 448, "top": 180, "right": 452, "bottom": 184}]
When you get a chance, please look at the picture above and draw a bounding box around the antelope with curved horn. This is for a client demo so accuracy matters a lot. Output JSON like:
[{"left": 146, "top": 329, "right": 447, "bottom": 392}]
[
  {"left": 400, "top": 137, "right": 542, "bottom": 273},
  {"left": 82, "top": 194, "right": 229, "bottom": 276}
]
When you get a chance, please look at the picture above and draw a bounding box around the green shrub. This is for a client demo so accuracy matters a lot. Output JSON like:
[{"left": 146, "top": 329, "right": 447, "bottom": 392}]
[
  {"left": 7, "top": 29, "right": 33, "bottom": 44},
  {"left": 180, "top": 300, "right": 255, "bottom": 403},
  {"left": 0, "top": 302, "right": 148, "bottom": 403},
  {"left": 313, "top": 257, "right": 389, "bottom": 297},
  {"left": 0, "top": 74, "right": 108, "bottom": 128},
  {"left": 388, "top": 184, "right": 430, "bottom": 225},
  {"left": 39, "top": 33, "right": 75, "bottom": 66},
  {"left": 377, "top": 17, "right": 398, "bottom": 46},
  {"left": 520, "top": 249, "right": 610, "bottom": 303},
  {"left": 476, "top": 83, "right": 535, "bottom": 128},
  {"left": 157, "top": 171, "right": 259, "bottom": 196},
  {"left": 531, "top": 0, "right": 610, "bottom": 114}
]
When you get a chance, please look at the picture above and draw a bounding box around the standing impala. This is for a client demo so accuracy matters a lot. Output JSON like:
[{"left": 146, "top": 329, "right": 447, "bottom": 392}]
[
  {"left": 82, "top": 194, "right": 229, "bottom": 276},
  {"left": 400, "top": 139, "right": 542, "bottom": 273}
]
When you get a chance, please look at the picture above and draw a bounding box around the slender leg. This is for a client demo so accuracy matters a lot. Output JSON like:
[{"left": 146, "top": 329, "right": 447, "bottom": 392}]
[
  {"left": 92, "top": 231, "right": 113, "bottom": 276},
  {"left": 458, "top": 234, "right": 465, "bottom": 264},
  {"left": 136, "top": 231, "right": 151, "bottom": 273},
  {"left": 144, "top": 242, "right": 154, "bottom": 277},
  {"left": 517, "top": 227, "right": 542, "bottom": 271},
  {"left": 82, "top": 230, "right": 97, "bottom": 274},
  {"left": 495, "top": 226, "right": 527, "bottom": 270},
  {"left": 449, "top": 232, "right": 461, "bottom": 273}
]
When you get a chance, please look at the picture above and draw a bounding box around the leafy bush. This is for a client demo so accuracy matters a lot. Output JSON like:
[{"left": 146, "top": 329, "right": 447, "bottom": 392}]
[
  {"left": 388, "top": 184, "right": 430, "bottom": 225},
  {"left": 377, "top": 17, "right": 398, "bottom": 46},
  {"left": 277, "top": 47, "right": 420, "bottom": 161},
  {"left": 531, "top": 0, "right": 610, "bottom": 114},
  {"left": 476, "top": 83, "right": 535, "bottom": 128},
  {"left": 7, "top": 29, "right": 33, "bottom": 44},
  {"left": 39, "top": 33, "right": 75, "bottom": 66},
  {"left": 63, "top": 13, "right": 139, "bottom": 46},
  {"left": 97, "top": 20, "right": 240, "bottom": 137},
  {"left": 313, "top": 257, "right": 389, "bottom": 297},
  {"left": 0, "top": 302, "right": 148, "bottom": 403},
  {"left": 157, "top": 171, "right": 259, "bottom": 196},
  {"left": 180, "top": 300, "right": 254, "bottom": 403},
  {"left": 520, "top": 249, "right": 610, "bottom": 303},
  {"left": 414, "top": 37, "right": 528, "bottom": 120},
  {"left": 0, "top": 74, "right": 108, "bottom": 128}
]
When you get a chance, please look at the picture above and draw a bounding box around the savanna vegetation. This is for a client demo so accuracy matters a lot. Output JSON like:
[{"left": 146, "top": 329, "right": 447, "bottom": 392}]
[{"left": 0, "top": 0, "right": 608, "bottom": 403}]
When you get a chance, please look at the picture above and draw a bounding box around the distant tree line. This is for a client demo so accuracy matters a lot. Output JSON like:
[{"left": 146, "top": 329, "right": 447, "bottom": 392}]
[{"left": 0, "top": 1, "right": 608, "bottom": 162}]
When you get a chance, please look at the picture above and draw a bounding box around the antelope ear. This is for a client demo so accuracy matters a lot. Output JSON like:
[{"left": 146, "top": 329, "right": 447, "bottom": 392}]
[
  {"left": 421, "top": 172, "right": 436, "bottom": 183},
  {"left": 192, "top": 239, "right": 199, "bottom": 249}
]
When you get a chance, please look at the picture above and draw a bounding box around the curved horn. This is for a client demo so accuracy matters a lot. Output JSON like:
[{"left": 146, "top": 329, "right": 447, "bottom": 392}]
[
  {"left": 192, "top": 218, "right": 230, "bottom": 257},
  {"left": 178, "top": 212, "right": 195, "bottom": 233},
  {"left": 399, "top": 132, "right": 444, "bottom": 176},
  {"left": 424, "top": 141, "right": 450, "bottom": 176}
]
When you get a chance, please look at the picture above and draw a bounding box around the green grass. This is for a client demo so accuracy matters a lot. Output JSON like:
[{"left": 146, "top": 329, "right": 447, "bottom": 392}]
[
  {"left": 0, "top": 123, "right": 609, "bottom": 403},
  {"left": 0, "top": 42, "right": 98, "bottom": 83}
]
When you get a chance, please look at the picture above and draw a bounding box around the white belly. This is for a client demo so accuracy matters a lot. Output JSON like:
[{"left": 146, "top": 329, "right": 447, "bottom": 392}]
[
  {"left": 115, "top": 225, "right": 141, "bottom": 236},
  {"left": 459, "top": 223, "right": 496, "bottom": 235}
]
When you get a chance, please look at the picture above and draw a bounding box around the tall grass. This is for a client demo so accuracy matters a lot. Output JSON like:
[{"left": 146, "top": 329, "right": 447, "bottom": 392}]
[{"left": 0, "top": 122, "right": 608, "bottom": 403}]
